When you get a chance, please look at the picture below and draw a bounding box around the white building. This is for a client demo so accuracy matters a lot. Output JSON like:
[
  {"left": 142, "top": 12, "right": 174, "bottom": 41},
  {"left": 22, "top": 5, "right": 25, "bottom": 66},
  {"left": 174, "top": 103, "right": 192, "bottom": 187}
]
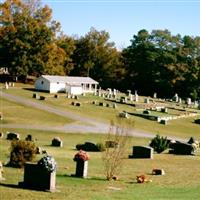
[{"left": 35, "top": 75, "right": 99, "bottom": 95}]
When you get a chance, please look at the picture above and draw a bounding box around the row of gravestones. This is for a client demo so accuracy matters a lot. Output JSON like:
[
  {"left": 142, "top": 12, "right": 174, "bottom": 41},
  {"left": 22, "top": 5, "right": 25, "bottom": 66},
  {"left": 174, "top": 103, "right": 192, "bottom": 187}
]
[
  {"left": 172, "top": 93, "right": 200, "bottom": 108},
  {"left": 33, "top": 93, "right": 80, "bottom": 101},
  {"left": 2, "top": 132, "right": 63, "bottom": 148},
  {"left": 95, "top": 101, "right": 117, "bottom": 109},
  {"left": 5, "top": 131, "right": 197, "bottom": 156},
  {"left": 129, "top": 138, "right": 199, "bottom": 159}
]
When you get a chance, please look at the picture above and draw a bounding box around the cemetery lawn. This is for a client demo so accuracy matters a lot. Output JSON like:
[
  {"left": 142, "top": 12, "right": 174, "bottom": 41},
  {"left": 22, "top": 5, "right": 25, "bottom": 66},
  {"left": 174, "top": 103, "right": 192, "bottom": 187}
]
[
  {"left": 0, "top": 129, "right": 200, "bottom": 200},
  {"left": 0, "top": 97, "right": 73, "bottom": 126},
  {"left": 2, "top": 84, "right": 200, "bottom": 139}
]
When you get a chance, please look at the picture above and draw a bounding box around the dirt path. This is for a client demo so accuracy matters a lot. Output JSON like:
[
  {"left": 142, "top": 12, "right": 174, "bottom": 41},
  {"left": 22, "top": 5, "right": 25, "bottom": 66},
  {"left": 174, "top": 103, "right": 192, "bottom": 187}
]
[{"left": 1, "top": 91, "right": 157, "bottom": 138}]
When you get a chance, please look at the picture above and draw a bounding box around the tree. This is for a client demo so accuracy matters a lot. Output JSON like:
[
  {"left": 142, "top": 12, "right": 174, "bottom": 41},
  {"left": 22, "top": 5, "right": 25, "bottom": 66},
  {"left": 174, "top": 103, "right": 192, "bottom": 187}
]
[
  {"left": 122, "top": 29, "right": 200, "bottom": 99},
  {"left": 0, "top": 0, "right": 65, "bottom": 79},
  {"left": 102, "top": 118, "right": 131, "bottom": 180},
  {"left": 70, "top": 27, "right": 125, "bottom": 89},
  {"left": 56, "top": 34, "right": 76, "bottom": 74}
]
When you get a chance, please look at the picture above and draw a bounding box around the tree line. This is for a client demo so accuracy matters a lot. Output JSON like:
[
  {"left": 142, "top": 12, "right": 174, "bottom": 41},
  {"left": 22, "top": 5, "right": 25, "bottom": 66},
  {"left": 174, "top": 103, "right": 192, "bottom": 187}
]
[{"left": 1, "top": 0, "right": 200, "bottom": 99}]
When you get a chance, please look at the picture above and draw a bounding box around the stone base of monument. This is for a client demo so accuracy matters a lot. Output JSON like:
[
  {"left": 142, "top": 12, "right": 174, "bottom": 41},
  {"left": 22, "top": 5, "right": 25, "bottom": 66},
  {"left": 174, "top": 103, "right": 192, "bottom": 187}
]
[
  {"left": 19, "top": 163, "right": 56, "bottom": 192},
  {"left": 71, "top": 160, "right": 88, "bottom": 178}
]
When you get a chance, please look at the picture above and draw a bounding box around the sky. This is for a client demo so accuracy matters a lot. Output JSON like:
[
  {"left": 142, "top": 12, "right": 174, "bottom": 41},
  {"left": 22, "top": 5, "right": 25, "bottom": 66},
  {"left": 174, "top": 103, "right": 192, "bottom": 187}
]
[{"left": 42, "top": 0, "right": 200, "bottom": 49}]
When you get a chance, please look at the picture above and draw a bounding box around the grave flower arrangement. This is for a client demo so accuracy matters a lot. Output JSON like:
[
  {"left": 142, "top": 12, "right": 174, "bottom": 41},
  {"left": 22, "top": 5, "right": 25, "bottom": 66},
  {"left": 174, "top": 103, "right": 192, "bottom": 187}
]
[
  {"left": 37, "top": 155, "right": 56, "bottom": 172},
  {"left": 73, "top": 150, "right": 89, "bottom": 162}
]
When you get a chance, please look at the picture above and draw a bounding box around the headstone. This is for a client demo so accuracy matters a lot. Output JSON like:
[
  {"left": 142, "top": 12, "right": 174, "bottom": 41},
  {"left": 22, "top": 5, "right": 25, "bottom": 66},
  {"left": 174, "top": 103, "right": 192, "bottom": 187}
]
[
  {"left": 73, "top": 151, "right": 89, "bottom": 178},
  {"left": 194, "top": 101, "right": 198, "bottom": 108},
  {"left": 169, "top": 142, "right": 194, "bottom": 155},
  {"left": 0, "top": 161, "right": 5, "bottom": 181},
  {"left": 75, "top": 160, "right": 88, "bottom": 178},
  {"left": 92, "top": 100, "right": 97, "bottom": 105},
  {"left": 152, "top": 169, "right": 165, "bottom": 175},
  {"left": 106, "top": 103, "right": 110, "bottom": 107},
  {"left": 75, "top": 102, "right": 81, "bottom": 106},
  {"left": 120, "top": 96, "right": 127, "bottom": 103},
  {"left": 187, "top": 98, "right": 191, "bottom": 105},
  {"left": 5, "top": 82, "right": 8, "bottom": 89},
  {"left": 160, "top": 119, "right": 168, "bottom": 125},
  {"left": 129, "top": 94, "right": 133, "bottom": 101},
  {"left": 113, "top": 89, "right": 117, "bottom": 96},
  {"left": 20, "top": 162, "right": 56, "bottom": 191},
  {"left": 135, "top": 94, "right": 139, "bottom": 102},
  {"left": 99, "top": 102, "right": 104, "bottom": 106},
  {"left": 54, "top": 94, "right": 59, "bottom": 98},
  {"left": 107, "top": 88, "right": 112, "bottom": 95},
  {"left": 40, "top": 96, "right": 45, "bottom": 100},
  {"left": 0, "top": 132, "right": 3, "bottom": 138},
  {"left": 161, "top": 108, "right": 168, "bottom": 113},
  {"left": 143, "top": 110, "right": 151, "bottom": 114},
  {"left": 144, "top": 98, "right": 150, "bottom": 104},
  {"left": 98, "top": 89, "right": 101, "bottom": 97},
  {"left": 129, "top": 146, "right": 153, "bottom": 159},
  {"left": 178, "top": 98, "right": 182, "bottom": 104},
  {"left": 127, "top": 90, "right": 131, "bottom": 97},
  {"left": 6, "top": 132, "right": 20, "bottom": 140},
  {"left": 51, "top": 137, "right": 63, "bottom": 147},
  {"left": 36, "top": 147, "right": 42, "bottom": 154},
  {"left": 153, "top": 93, "right": 157, "bottom": 98},
  {"left": 172, "top": 93, "right": 179, "bottom": 102},
  {"left": 119, "top": 112, "right": 128, "bottom": 118},
  {"left": 32, "top": 93, "right": 39, "bottom": 99},
  {"left": 25, "top": 134, "right": 32, "bottom": 141},
  {"left": 113, "top": 103, "right": 117, "bottom": 109},
  {"left": 0, "top": 112, "right": 3, "bottom": 120}
]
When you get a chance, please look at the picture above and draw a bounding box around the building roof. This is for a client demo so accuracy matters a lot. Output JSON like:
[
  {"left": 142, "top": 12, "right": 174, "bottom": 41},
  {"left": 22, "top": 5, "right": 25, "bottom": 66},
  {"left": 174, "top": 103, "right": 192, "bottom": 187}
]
[{"left": 41, "top": 75, "right": 99, "bottom": 84}]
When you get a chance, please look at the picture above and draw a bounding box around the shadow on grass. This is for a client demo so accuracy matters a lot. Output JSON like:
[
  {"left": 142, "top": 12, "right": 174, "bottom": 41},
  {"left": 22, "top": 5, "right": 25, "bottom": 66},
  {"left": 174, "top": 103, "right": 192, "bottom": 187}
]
[
  {"left": 0, "top": 183, "right": 20, "bottom": 189},
  {"left": 57, "top": 174, "right": 106, "bottom": 181},
  {"left": 23, "top": 88, "right": 37, "bottom": 92},
  {"left": 0, "top": 182, "right": 58, "bottom": 192}
]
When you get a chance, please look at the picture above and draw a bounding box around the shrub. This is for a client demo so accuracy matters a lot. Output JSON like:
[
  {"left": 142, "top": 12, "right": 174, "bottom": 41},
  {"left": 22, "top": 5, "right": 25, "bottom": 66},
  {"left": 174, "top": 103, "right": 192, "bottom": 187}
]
[
  {"left": 9, "top": 140, "right": 37, "bottom": 168},
  {"left": 149, "top": 134, "right": 169, "bottom": 153},
  {"left": 96, "top": 143, "right": 106, "bottom": 152},
  {"left": 76, "top": 142, "right": 105, "bottom": 152}
]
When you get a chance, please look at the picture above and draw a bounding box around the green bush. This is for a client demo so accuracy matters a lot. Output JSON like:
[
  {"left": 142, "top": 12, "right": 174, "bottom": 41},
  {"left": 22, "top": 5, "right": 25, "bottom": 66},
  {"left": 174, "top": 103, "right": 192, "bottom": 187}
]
[
  {"left": 76, "top": 142, "right": 105, "bottom": 152},
  {"left": 9, "top": 140, "right": 37, "bottom": 168},
  {"left": 149, "top": 134, "right": 169, "bottom": 153},
  {"left": 96, "top": 143, "right": 106, "bottom": 152}
]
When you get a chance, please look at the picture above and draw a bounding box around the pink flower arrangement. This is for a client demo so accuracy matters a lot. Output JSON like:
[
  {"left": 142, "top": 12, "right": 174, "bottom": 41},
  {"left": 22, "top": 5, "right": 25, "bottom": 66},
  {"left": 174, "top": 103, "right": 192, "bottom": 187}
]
[{"left": 73, "top": 150, "right": 89, "bottom": 162}]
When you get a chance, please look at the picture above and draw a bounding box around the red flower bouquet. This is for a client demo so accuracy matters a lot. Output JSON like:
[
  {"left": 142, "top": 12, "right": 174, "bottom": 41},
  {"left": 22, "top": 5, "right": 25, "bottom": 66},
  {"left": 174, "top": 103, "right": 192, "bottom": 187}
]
[{"left": 73, "top": 150, "right": 89, "bottom": 162}]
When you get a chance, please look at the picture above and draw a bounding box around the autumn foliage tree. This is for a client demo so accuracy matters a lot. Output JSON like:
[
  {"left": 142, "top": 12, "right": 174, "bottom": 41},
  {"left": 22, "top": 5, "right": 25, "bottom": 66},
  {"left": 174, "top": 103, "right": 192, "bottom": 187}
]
[{"left": 0, "top": 0, "right": 66, "bottom": 79}]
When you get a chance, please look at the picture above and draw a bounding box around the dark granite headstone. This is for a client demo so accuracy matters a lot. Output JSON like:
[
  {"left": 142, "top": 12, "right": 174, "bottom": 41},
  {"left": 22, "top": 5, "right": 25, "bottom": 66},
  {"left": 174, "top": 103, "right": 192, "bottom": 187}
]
[
  {"left": 20, "top": 163, "right": 56, "bottom": 191},
  {"left": 129, "top": 146, "right": 153, "bottom": 159}
]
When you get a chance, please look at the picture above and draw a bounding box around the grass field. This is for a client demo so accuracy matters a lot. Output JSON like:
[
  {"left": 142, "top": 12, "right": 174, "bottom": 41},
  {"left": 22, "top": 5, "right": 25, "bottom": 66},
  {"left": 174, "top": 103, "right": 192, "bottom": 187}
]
[
  {"left": 1, "top": 84, "right": 200, "bottom": 199},
  {"left": 0, "top": 98, "right": 73, "bottom": 126},
  {"left": 0, "top": 129, "right": 200, "bottom": 200},
  {"left": 1, "top": 84, "right": 200, "bottom": 139}
]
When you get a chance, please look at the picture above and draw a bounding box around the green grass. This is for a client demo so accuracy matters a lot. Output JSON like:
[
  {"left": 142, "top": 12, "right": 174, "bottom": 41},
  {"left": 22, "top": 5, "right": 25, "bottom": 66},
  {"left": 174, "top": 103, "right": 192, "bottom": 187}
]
[
  {"left": 2, "top": 84, "right": 200, "bottom": 139},
  {"left": 0, "top": 129, "right": 200, "bottom": 200},
  {"left": 0, "top": 97, "right": 73, "bottom": 126}
]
